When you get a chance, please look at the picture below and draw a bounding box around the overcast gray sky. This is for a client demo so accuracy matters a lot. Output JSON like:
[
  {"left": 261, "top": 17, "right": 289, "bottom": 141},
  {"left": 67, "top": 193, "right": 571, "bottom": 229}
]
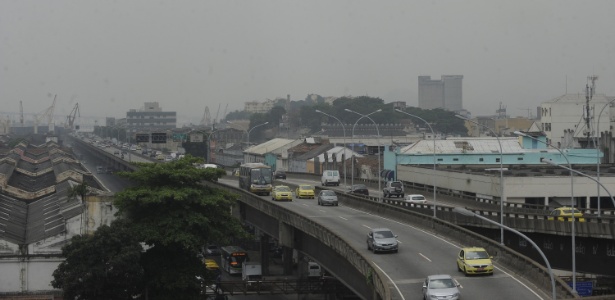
[{"left": 2, "top": 0, "right": 614, "bottom": 127}]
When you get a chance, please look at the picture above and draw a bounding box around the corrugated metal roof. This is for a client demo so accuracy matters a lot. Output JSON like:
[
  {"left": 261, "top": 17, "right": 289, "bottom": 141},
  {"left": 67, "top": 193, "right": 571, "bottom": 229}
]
[
  {"left": 245, "top": 138, "right": 296, "bottom": 155},
  {"left": 400, "top": 137, "right": 523, "bottom": 155}
]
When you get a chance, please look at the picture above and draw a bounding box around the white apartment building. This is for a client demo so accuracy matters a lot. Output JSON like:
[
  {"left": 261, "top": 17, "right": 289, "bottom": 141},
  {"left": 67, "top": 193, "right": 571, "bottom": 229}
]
[{"left": 540, "top": 93, "right": 614, "bottom": 148}]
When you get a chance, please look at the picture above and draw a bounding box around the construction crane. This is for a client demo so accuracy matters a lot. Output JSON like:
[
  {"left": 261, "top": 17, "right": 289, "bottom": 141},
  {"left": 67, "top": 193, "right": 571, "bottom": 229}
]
[
  {"left": 34, "top": 95, "right": 56, "bottom": 134},
  {"left": 222, "top": 103, "right": 229, "bottom": 123},
  {"left": 66, "top": 103, "right": 80, "bottom": 130}
]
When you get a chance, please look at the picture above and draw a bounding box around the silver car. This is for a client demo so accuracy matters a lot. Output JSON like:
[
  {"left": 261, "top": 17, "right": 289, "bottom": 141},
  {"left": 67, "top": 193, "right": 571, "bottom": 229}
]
[
  {"left": 366, "top": 228, "right": 398, "bottom": 253},
  {"left": 422, "top": 274, "right": 460, "bottom": 300},
  {"left": 317, "top": 190, "right": 338, "bottom": 206}
]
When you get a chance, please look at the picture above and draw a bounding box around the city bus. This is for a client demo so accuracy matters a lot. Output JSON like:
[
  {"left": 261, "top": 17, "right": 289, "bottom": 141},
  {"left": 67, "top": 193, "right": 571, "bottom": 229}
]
[
  {"left": 238, "top": 162, "right": 273, "bottom": 195},
  {"left": 220, "top": 246, "right": 249, "bottom": 275}
]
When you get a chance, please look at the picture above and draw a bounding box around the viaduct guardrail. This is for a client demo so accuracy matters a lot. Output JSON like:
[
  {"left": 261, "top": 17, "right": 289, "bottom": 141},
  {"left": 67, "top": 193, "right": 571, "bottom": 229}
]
[{"left": 286, "top": 172, "right": 615, "bottom": 238}]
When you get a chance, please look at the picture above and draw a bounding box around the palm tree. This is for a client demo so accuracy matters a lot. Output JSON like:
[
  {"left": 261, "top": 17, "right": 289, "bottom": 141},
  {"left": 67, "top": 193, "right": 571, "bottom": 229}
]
[{"left": 67, "top": 182, "right": 88, "bottom": 202}]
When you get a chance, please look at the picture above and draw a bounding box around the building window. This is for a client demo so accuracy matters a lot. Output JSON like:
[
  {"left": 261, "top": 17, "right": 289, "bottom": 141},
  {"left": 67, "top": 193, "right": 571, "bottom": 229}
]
[
  {"left": 496, "top": 158, "right": 501, "bottom": 163},
  {"left": 453, "top": 158, "right": 459, "bottom": 161},
  {"left": 517, "top": 157, "right": 523, "bottom": 161},
  {"left": 437, "top": 158, "right": 443, "bottom": 162},
  {"left": 479, "top": 158, "right": 484, "bottom": 162}
]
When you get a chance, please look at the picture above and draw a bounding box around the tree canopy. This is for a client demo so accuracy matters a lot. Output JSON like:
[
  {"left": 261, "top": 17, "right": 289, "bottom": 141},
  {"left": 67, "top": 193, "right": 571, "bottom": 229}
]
[
  {"left": 51, "top": 219, "right": 144, "bottom": 300},
  {"left": 53, "top": 156, "right": 248, "bottom": 299}
]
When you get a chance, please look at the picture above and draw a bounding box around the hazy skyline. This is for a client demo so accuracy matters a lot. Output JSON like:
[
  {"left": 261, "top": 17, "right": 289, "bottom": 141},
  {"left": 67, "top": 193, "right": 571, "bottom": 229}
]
[{"left": 2, "top": 0, "right": 614, "bottom": 127}]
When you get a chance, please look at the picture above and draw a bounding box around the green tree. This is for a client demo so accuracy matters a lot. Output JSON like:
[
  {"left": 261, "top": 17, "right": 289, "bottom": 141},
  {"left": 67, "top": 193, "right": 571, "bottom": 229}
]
[
  {"left": 113, "top": 156, "right": 247, "bottom": 298},
  {"left": 51, "top": 219, "right": 144, "bottom": 300}
]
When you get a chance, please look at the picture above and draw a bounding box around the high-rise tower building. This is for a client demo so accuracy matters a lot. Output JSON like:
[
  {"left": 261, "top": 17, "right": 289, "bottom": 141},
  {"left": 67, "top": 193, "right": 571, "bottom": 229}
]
[{"left": 418, "top": 75, "right": 463, "bottom": 111}]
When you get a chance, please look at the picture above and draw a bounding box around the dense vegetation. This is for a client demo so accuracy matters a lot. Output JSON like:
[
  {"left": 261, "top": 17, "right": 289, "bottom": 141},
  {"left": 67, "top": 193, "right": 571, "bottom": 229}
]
[
  {"left": 246, "top": 95, "right": 467, "bottom": 140},
  {"left": 52, "top": 156, "right": 248, "bottom": 299}
]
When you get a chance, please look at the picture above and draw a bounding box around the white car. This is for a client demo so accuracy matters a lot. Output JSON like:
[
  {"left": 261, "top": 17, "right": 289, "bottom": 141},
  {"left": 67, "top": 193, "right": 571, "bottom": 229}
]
[{"left": 404, "top": 194, "right": 427, "bottom": 204}]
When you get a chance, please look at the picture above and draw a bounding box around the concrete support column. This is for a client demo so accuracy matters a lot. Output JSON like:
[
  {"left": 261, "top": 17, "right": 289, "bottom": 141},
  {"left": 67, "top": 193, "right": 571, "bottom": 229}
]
[
  {"left": 282, "top": 247, "right": 294, "bottom": 275},
  {"left": 544, "top": 196, "right": 549, "bottom": 206},
  {"left": 585, "top": 196, "right": 591, "bottom": 210},
  {"left": 279, "top": 221, "right": 295, "bottom": 275},
  {"left": 259, "top": 235, "right": 270, "bottom": 276}
]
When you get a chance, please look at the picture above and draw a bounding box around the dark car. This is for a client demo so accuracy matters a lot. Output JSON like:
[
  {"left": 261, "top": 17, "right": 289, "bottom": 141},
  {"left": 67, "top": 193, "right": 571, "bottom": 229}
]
[
  {"left": 348, "top": 184, "right": 369, "bottom": 196},
  {"left": 203, "top": 245, "right": 221, "bottom": 256},
  {"left": 366, "top": 227, "right": 398, "bottom": 253},
  {"left": 274, "top": 170, "right": 287, "bottom": 179}
]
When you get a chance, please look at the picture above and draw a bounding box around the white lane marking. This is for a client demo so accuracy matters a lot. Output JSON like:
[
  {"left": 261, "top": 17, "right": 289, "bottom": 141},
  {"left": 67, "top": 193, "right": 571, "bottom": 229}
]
[
  {"left": 319, "top": 209, "right": 326, "bottom": 213},
  {"left": 397, "top": 240, "right": 402, "bottom": 244},
  {"left": 418, "top": 253, "right": 431, "bottom": 262},
  {"left": 345, "top": 206, "right": 545, "bottom": 300},
  {"left": 454, "top": 278, "right": 463, "bottom": 289},
  {"left": 339, "top": 216, "right": 348, "bottom": 221},
  {"left": 363, "top": 225, "right": 371, "bottom": 229},
  {"left": 373, "top": 262, "right": 405, "bottom": 300},
  {"left": 302, "top": 204, "right": 309, "bottom": 207}
]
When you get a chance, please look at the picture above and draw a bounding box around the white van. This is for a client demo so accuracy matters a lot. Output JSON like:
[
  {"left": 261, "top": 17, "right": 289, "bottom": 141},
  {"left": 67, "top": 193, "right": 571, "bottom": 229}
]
[
  {"left": 321, "top": 170, "right": 340, "bottom": 186},
  {"left": 307, "top": 262, "right": 322, "bottom": 278}
]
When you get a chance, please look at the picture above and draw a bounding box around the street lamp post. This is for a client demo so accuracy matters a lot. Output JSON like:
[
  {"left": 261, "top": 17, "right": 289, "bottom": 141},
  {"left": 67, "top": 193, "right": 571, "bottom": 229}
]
[
  {"left": 247, "top": 122, "right": 269, "bottom": 147},
  {"left": 453, "top": 207, "right": 556, "bottom": 300},
  {"left": 315, "top": 110, "right": 347, "bottom": 187},
  {"left": 246, "top": 122, "right": 268, "bottom": 162},
  {"left": 395, "top": 109, "right": 437, "bottom": 219},
  {"left": 457, "top": 115, "right": 505, "bottom": 245},
  {"left": 345, "top": 109, "right": 382, "bottom": 198},
  {"left": 514, "top": 130, "right": 577, "bottom": 293}
]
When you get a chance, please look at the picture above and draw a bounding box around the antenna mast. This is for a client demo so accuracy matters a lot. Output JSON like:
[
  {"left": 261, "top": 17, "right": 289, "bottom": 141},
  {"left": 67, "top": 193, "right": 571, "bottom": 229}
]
[{"left": 585, "top": 75, "right": 598, "bottom": 148}]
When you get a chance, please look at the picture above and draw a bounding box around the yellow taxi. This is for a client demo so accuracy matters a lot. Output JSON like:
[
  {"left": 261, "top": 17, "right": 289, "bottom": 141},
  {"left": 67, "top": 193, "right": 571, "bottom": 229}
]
[
  {"left": 456, "top": 247, "right": 494, "bottom": 276},
  {"left": 203, "top": 258, "right": 219, "bottom": 271},
  {"left": 548, "top": 207, "right": 585, "bottom": 222},
  {"left": 272, "top": 185, "right": 293, "bottom": 201},
  {"left": 295, "top": 184, "right": 315, "bottom": 199}
]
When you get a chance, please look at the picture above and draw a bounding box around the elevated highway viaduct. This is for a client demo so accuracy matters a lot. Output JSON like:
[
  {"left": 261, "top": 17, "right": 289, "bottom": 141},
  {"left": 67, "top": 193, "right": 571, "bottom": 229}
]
[{"left": 70, "top": 135, "right": 602, "bottom": 299}]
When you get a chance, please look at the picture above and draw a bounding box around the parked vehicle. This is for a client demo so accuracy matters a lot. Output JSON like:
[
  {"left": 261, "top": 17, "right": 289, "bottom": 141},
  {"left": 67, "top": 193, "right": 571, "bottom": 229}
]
[
  {"left": 348, "top": 184, "right": 369, "bottom": 196},
  {"left": 422, "top": 274, "right": 461, "bottom": 300},
  {"left": 317, "top": 190, "right": 338, "bottom": 206},
  {"left": 274, "top": 170, "right": 287, "bottom": 179},
  {"left": 383, "top": 181, "right": 404, "bottom": 198},
  {"left": 366, "top": 228, "right": 398, "bottom": 253},
  {"left": 321, "top": 170, "right": 340, "bottom": 186}
]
